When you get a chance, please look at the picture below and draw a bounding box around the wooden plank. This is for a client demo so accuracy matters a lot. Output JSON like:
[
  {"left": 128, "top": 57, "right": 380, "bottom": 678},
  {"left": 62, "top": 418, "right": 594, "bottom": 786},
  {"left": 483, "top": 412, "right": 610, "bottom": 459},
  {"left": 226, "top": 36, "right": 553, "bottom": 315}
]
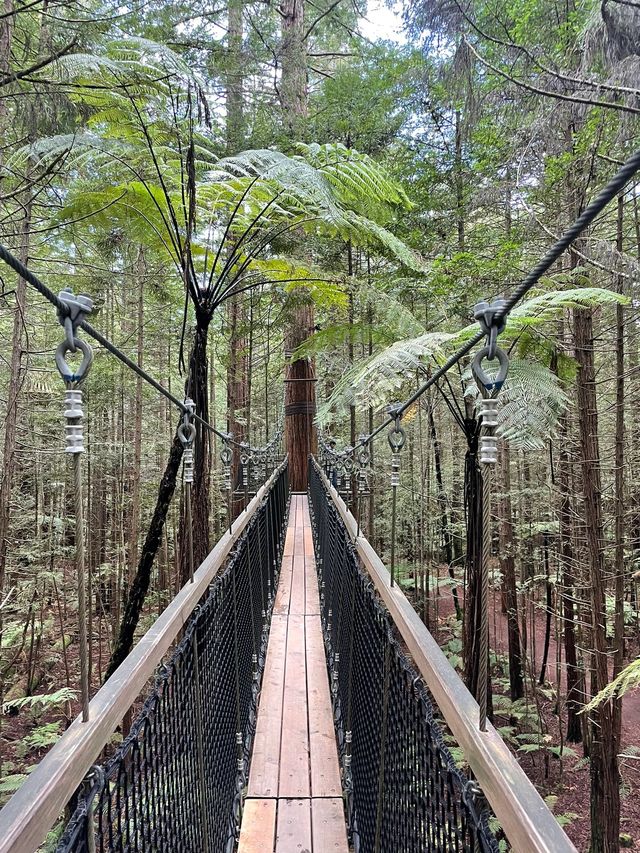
[
  {"left": 238, "top": 799, "right": 277, "bottom": 853},
  {"left": 303, "top": 525, "right": 314, "bottom": 557},
  {"left": 289, "top": 555, "right": 306, "bottom": 615},
  {"left": 278, "top": 615, "right": 310, "bottom": 798},
  {"left": 275, "top": 799, "right": 312, "bottom": 853},
  {"left": 0, "top": 465, "right": 286, "bottom": 853},
  {"left": 283, "top": 527, "right": 295, "bottom": 556},
  {"left": 248, "top": 615, "right": 288, "bottom": 797},
  {"left": 306, "top": 614, "right": 342, "bottom": 797},
  {"left": 311, "top": 798, "right": 349, "bottom": 852},
  {"left": 318, "top": 464, "right": 577, "bottom": 853},
  {"left": 304, "top": 553, "right": 320, "bottom": 616},
  {"left": 274, "top": 556, "right": 293, "bottom": 616}
]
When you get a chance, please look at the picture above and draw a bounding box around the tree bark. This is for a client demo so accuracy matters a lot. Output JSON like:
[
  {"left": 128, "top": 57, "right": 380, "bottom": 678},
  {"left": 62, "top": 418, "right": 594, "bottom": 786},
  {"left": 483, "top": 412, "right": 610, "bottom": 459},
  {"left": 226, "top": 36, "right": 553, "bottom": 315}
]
[
  {"left": 499, "top": 442, "right": 524, "bottom": 700},
  {"left": 279, "top": 0, "right": 307, "bottom": 135},
  {"left": 285, "top": 301, "right": 317, "bottom": 490},
  {"left": 574, "top": 305, "right": 621, "bottom": 853},
  {"left": 279, "top": 0, "right": 316, "bottom": 489},
  {"left": 106, "top": 431, "right": 183, "bottom": 679}
]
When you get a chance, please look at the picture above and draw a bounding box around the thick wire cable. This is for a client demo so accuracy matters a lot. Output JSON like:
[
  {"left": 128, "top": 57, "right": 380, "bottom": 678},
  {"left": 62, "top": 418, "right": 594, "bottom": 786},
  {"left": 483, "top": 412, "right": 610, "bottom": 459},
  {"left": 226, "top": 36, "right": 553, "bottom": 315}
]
[
  {"left": 0, "top": 241, "right": 284, "bottom": 452},
  {"left": 327, "top": 147, "right": 640, "bottom": 450}
]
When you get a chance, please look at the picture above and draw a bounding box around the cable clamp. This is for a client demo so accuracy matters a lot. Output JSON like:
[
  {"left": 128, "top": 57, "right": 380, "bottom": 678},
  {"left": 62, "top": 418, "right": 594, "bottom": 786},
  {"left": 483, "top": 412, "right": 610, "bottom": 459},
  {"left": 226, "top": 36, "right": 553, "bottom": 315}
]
[
  {"left": 473, "top": 297, "right": 507, "bottom": 360},
  {"left": 57, "top": 286, "right": 93, "bottom": 351}
]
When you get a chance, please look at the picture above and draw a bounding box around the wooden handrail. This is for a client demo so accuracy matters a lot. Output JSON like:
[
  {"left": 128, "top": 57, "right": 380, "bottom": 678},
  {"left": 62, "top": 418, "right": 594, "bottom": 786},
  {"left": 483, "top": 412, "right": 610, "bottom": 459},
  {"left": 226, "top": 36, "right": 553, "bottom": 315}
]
[
  {"left": 0, "top": 464, "right": 286, "bottom": 853},
  {"left": 318, "top": 465, "right": 577, "bottom": 853}
]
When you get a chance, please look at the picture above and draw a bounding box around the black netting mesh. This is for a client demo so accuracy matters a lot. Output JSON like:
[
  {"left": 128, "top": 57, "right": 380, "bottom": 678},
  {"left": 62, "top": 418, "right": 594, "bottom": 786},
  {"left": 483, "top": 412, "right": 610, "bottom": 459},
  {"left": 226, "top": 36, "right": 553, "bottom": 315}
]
[
  {"left": 56, "top": 463, "right": 289, "bottom": 853},
  {"left": 308, "top": 459, "right": 499, "bottom": 853}
]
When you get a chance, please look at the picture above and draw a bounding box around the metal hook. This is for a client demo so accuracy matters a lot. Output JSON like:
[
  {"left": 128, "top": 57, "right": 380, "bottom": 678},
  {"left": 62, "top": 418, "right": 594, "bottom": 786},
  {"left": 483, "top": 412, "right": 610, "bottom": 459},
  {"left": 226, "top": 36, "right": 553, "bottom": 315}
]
[
  {"left": 178, "top": 421, "right": 197, "bottom": 447},
  {"left": 471, "top": 345, "right": 509, "bottom": 394},
  {"left": 55, "top": 338, "right": 93, "bottom": 385}
]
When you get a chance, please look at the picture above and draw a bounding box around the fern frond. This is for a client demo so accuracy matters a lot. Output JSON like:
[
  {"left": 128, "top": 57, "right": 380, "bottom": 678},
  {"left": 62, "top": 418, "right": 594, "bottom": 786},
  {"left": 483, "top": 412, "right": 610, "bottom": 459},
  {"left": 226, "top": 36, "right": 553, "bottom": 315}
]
[
  {"left": 316, "top": 331, "right": 455, "bottom": 423},
  {"left": 582, "top": 656, "right": 640, "bottom": 713}
]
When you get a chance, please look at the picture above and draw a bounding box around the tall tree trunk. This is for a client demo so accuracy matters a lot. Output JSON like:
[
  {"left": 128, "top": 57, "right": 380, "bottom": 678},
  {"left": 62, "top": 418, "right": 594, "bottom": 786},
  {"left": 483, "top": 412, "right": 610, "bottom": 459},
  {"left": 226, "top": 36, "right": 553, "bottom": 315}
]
[
  {"left": 574, "top": 304, "right": 621, "bottom": 853},
  {"left": 428, "top": 401, "right": 461, "bottom": 619},
  {"left": 285, "top": 302, "right": 317, "bottom": 490},
  {"left": 612, "top": 194, "right": 625, "bottom": 750},
  {"left": 225, "top": 0, "right": 248, "bottom": 518},
  {"left": 227, "top": 295, "right": 247, "bottom": 519},
  {"left": 127, "top": 252, "right": 145, "bottom": 582},
  {"left": 553, "top": 332, "right": 583, "bottom": 744},
  {"left": 500, "top": 442, "right": 524, "bottom": 700},
  {"left": 279, "top": 0, "right": 307, "bottom": 136},
  {"left": 226, "top": 0, "right": 244, "bottom": 154},
  {"left": 279, "top": 0, "right": 316, "bottom": 489},
  {"left": 0, "top": 205, "right": 29, "bottom": 779}
]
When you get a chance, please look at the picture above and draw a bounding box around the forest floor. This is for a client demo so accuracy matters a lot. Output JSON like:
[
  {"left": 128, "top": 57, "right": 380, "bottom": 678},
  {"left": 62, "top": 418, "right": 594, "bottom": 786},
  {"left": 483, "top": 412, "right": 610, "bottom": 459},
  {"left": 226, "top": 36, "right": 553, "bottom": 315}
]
[{"left": 428, "top": 576, "right": 640, "bottom": 852}]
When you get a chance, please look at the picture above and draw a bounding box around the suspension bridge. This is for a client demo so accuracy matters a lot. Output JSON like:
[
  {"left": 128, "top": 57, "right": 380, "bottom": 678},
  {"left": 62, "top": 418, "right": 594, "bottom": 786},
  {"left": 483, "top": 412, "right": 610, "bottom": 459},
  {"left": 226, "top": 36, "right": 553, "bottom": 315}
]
[{"left": 1, "top": 149, "right": 640, "bottom": 853}]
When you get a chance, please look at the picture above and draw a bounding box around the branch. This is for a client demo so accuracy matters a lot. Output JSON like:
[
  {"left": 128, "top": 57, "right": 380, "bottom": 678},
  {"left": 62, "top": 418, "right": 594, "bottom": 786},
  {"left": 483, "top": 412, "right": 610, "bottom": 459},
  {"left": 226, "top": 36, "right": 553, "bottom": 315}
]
[
  {"left": 456, "top": 4, "right": 640, "bottom": 98},
  {"left": 303, "top": 0, "right": 345, "bottom": 41},
  {"left": 0, "top": 38, "right": 78, "bottom": 87},
  {"left": 464, "top": 38, "right": 640, "bottom": 116}
]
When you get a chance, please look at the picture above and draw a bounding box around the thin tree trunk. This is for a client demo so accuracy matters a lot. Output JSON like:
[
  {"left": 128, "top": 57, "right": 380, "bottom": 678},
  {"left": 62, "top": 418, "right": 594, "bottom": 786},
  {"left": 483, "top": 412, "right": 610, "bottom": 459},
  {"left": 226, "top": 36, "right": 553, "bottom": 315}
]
[
  {"left": 279, "top": 0, "right": 316, "bottom": 490},
  {"left": 574, "top": 304, "right": 621, "bottom": 853},
  {"left": 500, "top": 442, "right": 524, "bottom": 699},
  {"left": 428, "top": 401, "right": 461, "bottom": 619},
  {"left": 127, "top": 253, "right": 145, "bottom": 582},
  {"left": 0, "top": 202, "right": 30, "bottom": 780}
]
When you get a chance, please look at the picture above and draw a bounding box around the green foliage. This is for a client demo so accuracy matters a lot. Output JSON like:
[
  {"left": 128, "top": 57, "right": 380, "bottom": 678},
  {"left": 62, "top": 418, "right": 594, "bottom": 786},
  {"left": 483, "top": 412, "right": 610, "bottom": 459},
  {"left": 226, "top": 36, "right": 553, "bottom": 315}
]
[
  {"left": 14, "top": 723, "right": 62, "bottom": 759},
  {"left": 2, "top": 688, "right": 77, "bottom": 716},
  {"left": 544, "top": 796, "right": 580, "bottom": 829},
  {"left": 582, "top": 656, "right": 640, "bottom": 713}
]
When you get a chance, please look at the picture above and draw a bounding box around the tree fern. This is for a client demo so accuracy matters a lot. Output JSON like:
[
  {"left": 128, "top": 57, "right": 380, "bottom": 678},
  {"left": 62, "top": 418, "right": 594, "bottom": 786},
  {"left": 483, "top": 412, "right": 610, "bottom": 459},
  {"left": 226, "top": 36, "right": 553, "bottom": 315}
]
[{"left": 582, "top": 657, "right": 640, "bottom": 713}]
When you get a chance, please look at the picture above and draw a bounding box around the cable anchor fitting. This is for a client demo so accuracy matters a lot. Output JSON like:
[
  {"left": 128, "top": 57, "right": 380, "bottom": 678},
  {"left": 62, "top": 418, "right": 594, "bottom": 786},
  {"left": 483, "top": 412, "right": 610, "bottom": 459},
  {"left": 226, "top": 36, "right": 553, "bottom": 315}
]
[
  {"left": 472, "top": 297, "right": 509, "bottom": 395},
  {"left": 472, "top": 299, "right": 509, "bottom": 465},
  {"left": 220, "top": 437, "right": 233, "bottom": 492},
  {"left": 55, "top": 287, "right": 94, "bottom": 386},
  {"left": 386, "top": 405, "right": 406, "bottom": 488},
  {"left": 178, "top": 397, "right": 197, "bottom": 483}
]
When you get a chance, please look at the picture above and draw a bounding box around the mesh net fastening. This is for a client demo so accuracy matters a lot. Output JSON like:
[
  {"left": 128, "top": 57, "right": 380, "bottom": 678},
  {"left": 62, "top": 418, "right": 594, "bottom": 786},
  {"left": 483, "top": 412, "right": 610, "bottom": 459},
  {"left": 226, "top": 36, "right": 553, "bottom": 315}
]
[
  {"left": 308, "top": 459, "right": 499, "bottom": 853},
  {"left": 56, "top": 463, "right": 289, "bottom": 853}
]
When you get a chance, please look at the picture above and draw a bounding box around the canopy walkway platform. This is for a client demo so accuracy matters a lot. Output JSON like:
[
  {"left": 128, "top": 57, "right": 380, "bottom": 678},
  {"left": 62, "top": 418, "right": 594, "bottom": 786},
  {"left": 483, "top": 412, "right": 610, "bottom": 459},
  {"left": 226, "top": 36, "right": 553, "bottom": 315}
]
[
  {"left": 238, "top": 494, "right": 348, "bottom": 852},
  {"left": 0, "top": 458, "right": 577, "bottom": 853}
]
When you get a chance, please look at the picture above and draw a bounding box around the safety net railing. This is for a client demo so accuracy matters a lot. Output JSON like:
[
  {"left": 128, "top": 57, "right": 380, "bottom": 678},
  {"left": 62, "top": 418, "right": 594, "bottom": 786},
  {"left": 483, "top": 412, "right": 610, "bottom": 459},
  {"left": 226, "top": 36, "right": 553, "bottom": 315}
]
[
  {"left": 0, "top": 461, "right": 289, "bottom": 853},
  {"left": 308, "top": 457, "right": 575, "bottom": 853}
]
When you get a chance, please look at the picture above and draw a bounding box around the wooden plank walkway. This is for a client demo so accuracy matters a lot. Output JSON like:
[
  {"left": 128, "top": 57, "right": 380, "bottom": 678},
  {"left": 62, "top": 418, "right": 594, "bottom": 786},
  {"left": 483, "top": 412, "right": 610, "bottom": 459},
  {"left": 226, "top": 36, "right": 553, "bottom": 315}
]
[{"left": 238, "top": 494, "right": 348, "bottom": 853}]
